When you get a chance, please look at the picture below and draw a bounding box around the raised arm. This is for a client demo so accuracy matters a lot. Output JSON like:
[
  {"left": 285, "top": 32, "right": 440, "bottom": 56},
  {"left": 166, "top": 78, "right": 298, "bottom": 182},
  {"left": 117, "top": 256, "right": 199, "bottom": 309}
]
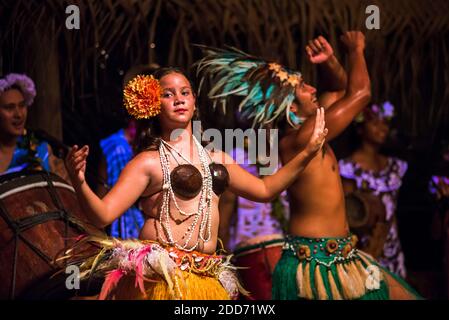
[
  {"left": 65, "top": 145, "right": 152, "bottom": 228},
  {"left": 306, "top": 35, "right": 347, "bottom": 92},
  {"left": 225, "top": 108, "right": 327, "bottom": 202},
  {"left": 296, "top": 31, "right": 371, "bottom": 146}
]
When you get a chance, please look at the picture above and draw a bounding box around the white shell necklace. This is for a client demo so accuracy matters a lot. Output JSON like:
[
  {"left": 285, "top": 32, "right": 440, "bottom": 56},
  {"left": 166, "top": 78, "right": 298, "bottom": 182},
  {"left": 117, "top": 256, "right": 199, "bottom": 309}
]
[{"left": 157, "top": 135, "right": 213, "bottom": 252}]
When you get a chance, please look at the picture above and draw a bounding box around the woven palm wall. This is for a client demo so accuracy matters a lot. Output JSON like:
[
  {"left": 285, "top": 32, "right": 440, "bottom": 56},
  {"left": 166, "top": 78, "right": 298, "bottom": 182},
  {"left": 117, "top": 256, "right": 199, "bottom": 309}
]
[{"left": 1, "top": 0, "right": 448, "bottom": 149}]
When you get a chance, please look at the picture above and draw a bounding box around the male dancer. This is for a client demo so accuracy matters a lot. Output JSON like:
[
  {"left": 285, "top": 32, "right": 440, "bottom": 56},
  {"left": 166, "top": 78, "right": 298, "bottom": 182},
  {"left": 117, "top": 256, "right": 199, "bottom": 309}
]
[{"left": 197, "top": 31, "right": 421, "bottom": 299}]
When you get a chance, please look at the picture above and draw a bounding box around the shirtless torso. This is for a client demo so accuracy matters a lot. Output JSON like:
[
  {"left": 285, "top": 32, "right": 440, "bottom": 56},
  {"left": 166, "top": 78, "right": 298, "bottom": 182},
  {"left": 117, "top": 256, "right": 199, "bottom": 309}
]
[
  {"left": 277, "top": 31, "right": 370, "bottom": 238},
  {"left": 280, "top": 141, "right": 348, "bottom": 237}
]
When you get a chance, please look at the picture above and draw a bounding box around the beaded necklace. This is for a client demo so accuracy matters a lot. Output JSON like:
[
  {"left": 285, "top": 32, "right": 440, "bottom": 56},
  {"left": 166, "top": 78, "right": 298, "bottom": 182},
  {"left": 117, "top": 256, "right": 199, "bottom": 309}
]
[{"left": 158, "top": 135, "right": 213, "bottom": 251}]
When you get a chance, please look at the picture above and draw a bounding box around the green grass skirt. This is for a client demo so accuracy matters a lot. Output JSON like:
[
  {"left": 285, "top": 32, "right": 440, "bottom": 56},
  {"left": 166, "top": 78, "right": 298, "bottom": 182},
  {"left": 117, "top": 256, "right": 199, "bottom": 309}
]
[{"left": 272, "top": 234, "right": 422, "bottom": 300}]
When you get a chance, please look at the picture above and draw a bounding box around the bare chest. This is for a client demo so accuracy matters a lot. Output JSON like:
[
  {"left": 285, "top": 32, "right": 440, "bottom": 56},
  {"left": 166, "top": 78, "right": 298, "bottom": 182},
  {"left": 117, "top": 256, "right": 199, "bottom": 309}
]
[{"left": 308, "top": 145, "right": 340, "bottom": 174}]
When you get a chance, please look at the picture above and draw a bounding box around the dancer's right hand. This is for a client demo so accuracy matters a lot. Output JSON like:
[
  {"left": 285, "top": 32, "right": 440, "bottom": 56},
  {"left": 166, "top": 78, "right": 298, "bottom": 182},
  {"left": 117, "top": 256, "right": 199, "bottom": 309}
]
[{"left": 65, "top": 145, "right": 89, "bottom": 186}]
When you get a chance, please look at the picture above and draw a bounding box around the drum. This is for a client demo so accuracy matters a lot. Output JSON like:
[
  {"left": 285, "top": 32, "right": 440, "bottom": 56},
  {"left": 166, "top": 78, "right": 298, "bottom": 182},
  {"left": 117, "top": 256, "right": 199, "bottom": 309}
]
[
  {"left": 0, "top": 170, "right": 103, "bottom": 299},
  {"left": 345, "top": 191, "right": 389, "bottom": 258},
  {"left": 345, "top": 191, "right": 386, "bottom": 231},
  {"left": 233, "top": 234, "right": 284, "bottom": 300}
]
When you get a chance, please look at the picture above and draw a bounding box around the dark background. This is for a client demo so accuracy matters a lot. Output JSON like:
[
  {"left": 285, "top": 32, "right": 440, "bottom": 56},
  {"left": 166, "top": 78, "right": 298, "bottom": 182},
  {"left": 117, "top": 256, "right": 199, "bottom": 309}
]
[{"left": 1, "top": 0, "right": 448, "bottom": 298}]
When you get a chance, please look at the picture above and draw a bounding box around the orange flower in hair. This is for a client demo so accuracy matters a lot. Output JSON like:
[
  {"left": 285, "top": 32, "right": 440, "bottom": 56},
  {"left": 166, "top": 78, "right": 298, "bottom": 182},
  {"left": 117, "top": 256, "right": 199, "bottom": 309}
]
[{"left": 123, "top": 75, "right": 162, "bottom": 119}]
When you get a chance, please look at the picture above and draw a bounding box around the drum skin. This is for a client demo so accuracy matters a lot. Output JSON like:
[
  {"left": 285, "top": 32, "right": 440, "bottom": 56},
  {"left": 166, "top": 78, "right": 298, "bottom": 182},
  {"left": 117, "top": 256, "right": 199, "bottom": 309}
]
[{"left": 0, "top": 171, "right": 103, "bottom": 299}]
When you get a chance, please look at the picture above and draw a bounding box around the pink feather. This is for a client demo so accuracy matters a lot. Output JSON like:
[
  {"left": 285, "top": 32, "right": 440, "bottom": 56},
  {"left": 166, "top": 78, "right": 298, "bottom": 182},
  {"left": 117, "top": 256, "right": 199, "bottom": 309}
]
[
  {"left": 99, "top": 269, "right": 125, "bottom": 300},
  {"left": 134, "top": 245, "right": 152, "bottom": 295}
]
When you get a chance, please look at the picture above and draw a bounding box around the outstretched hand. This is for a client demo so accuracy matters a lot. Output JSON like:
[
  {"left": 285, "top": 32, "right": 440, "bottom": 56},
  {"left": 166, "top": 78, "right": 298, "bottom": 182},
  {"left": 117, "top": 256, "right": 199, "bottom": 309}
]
[
  {"left": 64, "top": 145, "right": 89, "bottom": 187},
  {"left": 305, "top": 107, "right": 328, "bottom": 156},
  {"left": 306, "top": 36, "right": 334, "bottom": 64}
]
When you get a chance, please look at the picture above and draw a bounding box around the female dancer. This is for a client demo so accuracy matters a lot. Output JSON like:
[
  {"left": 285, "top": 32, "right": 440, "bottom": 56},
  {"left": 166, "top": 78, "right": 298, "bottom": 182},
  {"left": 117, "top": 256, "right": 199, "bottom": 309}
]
[{"left": 63, "top": 67, "right": 327, "bottom": 300}]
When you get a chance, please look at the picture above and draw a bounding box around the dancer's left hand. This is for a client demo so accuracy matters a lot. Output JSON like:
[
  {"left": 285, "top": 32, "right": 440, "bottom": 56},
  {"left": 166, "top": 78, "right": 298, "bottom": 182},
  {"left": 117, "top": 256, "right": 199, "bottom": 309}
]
[{"left": 306, "top": 36, "right": 334, "bottom": 64}]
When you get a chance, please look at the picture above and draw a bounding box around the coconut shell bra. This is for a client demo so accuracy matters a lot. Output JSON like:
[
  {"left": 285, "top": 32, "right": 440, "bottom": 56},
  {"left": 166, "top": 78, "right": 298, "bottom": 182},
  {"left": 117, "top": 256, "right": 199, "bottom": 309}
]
[{"left": 170, "top": 162, "right": 229, "bottom": 198}]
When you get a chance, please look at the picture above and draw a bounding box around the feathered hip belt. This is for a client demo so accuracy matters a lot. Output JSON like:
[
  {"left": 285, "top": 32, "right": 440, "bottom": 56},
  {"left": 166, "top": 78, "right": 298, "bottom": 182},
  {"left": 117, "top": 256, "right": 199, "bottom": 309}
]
[{"left": 57, "top": 236, "right": 245, "bottom": 300}]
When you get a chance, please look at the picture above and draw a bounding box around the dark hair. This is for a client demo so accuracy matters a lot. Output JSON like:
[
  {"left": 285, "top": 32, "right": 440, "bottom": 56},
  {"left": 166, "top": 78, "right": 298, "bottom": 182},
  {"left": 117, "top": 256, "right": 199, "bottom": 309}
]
[
  {"left": 123, "top": 63, "right": 160, "bottom": 89},
  {"left": 133, "top": 67, "right": 201, "bottom": 154},
  {"left": 152, "top": 66, "right": 196, "bottom": 93}
]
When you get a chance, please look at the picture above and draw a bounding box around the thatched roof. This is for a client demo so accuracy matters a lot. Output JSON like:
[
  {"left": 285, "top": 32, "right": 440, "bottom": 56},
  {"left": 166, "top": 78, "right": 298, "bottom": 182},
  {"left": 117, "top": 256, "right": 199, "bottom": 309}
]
[{"left": 1, "top": 0, "right": 448, "bottom": 147}]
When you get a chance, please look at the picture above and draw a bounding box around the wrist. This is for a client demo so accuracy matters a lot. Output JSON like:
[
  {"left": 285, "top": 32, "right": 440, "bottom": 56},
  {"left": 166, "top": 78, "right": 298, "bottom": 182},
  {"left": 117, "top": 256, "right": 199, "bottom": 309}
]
[
  {"left": 348, "top": 47, "right": 365, "bottom": 54},
  {"left": 317, "top": 54, "right": 336, "bottom": 67},
  {"left": 303, "top": 146, "right": 316, "bottom": 159},
  {"left": 72, "top": 177, "right": 85, "bottom": 190},
  {"left": 324, "top": 54, "right": 337, "bottom": 64}
]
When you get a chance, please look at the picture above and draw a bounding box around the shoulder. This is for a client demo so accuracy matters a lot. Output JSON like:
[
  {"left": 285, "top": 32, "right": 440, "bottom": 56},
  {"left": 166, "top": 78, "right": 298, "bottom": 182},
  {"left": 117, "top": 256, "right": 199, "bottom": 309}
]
[
  {"left": 127, "top": 150, "right": 160, "bottom": 173},
  {"left": 279, "top": 129, "right": 303, "bottom": 160},
  {"left": 133, "top": 149, "right": 159, "bottom": 163}
]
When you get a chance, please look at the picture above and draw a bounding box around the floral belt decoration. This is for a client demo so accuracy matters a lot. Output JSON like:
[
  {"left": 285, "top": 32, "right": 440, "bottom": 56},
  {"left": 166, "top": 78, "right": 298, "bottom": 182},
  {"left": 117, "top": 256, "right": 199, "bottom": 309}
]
[
  {"left": 286, "top": 234, "right": 359, "bottom": 261},
  {"left": 281, "top": 234, "right": 385, "bottom": 300}
]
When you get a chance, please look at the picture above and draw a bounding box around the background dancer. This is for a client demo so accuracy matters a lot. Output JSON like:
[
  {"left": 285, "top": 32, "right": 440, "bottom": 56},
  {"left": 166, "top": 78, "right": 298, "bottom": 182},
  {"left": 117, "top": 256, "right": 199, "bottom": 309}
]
[{"left": 339, "top": 102, "right": 408, "bottom": 279}]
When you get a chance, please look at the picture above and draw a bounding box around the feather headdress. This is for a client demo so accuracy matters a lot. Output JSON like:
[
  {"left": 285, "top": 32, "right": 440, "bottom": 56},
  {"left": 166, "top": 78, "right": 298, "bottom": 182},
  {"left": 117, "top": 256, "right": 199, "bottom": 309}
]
[{"left": 195, "top": 46, "right": 303, "bottom": 128}]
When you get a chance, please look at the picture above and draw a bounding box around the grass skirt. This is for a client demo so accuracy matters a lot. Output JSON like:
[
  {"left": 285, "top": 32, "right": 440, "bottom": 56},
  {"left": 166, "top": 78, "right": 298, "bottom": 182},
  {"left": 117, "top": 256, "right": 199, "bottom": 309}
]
[
  {"left": 272, "top": 234, "right": 422, "bottom": 300},
  {"left": 57, "top": 235, "right": 246, "bottom": 300}
]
